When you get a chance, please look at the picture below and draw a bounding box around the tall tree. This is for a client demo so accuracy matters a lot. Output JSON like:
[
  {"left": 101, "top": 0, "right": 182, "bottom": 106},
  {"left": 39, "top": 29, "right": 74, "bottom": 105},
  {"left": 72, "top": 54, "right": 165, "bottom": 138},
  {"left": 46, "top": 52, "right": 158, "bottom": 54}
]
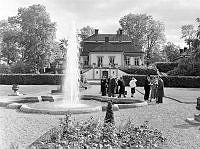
[
  {"left": 0, "top": 19, "right": 21, "bottom": 65},
  {"left": 145, "top": 19, "right": 165, "bottom": 62},
  {"left": 163, "top": 42, "right": 180, "bottom": 62},
  {"left": 119, "top": 14, "right": 150, "bottom": 46},
  {"left": 181, "top": 25, "right": 196, "bottom": 50},
  {"left": 119, "top": 13, "right": 165, "bottom": 65},
  {"left": 8, "top": 4, "right": 56, "bottom": 73}
]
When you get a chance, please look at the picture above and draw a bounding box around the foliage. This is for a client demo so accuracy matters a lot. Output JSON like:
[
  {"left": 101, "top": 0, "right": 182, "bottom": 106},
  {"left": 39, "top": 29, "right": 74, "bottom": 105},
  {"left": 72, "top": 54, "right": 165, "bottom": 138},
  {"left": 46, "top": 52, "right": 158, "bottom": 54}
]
[
  {"left": 123, "top": 75, "right": 200, "bottom": 88},
  {"left": 79, "top": 25, "right": 95, "bottom": 49},
  {"left": 181, "top": 25, "right": 196, "bottom": 50},
  {"left": 167, "top": 58, "right": 200, "bottom": 76},
  {"left": 163, "top": 42, "right": 180, "bottom": 62},
  {"left": 0, "top": 20, "right": 21, "bottom": 65},
  {"left": 120, "top": 66, "right": 157, "bottom": 75},
  {"left": 10, "top": 61, "right": 28, "bottom": 73},
  {"left": 0, "top": 74, "right": 62, "bottom": 85},
  {"left": 32, "top": 114, "right": 167, "bottom": 149},
  {"left": 119, "top": 13, "right": 166, "bottom": 65},
  {"left": 79, "top": 25, "right": 95, "bottom": 41},
  {"left": 8, "top": 4, "right": 56, "bottom": 72},
  {"left": 0, "top": 64, "right": 11, "bottom": 74},
  {"left": 155, "top": 62, "right": 178, "bottom": 73}
]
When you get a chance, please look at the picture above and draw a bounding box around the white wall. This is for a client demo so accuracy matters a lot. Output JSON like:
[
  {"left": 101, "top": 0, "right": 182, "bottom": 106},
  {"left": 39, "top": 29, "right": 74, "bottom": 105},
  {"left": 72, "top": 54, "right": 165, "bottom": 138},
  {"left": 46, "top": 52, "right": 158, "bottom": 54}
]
[
  {"left": 90, "top": 52, "right": 123, "bottom": 66},
  {"left": 83, "top": 68, "right": 128, "bottom": 80}
]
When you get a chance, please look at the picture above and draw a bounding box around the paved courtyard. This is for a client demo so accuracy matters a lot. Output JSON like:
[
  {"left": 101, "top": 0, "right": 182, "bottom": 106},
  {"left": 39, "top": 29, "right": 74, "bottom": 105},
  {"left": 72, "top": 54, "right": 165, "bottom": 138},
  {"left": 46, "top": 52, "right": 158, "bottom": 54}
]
[{"left": 0, "top": 85, "right": 200, "bottom": 148}]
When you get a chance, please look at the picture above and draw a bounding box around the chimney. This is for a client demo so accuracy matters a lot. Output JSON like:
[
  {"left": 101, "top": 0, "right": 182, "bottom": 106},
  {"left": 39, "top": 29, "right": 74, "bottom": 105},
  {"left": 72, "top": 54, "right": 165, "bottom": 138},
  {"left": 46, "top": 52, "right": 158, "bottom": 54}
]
[
  {"left": 95, "top": 29, "right": 98, "bottom": 35},
  {"left": 183, "top": 47, "right": 187, "bottom": 52},
  {"left": 119, "top": 29, "right": 123, "bottom": 35},
  {"left": 105, "top": 37, "right": 109, "bottom": 42},
  {"left": 179, "top": 49, "right": 183, "bottom": 54}
]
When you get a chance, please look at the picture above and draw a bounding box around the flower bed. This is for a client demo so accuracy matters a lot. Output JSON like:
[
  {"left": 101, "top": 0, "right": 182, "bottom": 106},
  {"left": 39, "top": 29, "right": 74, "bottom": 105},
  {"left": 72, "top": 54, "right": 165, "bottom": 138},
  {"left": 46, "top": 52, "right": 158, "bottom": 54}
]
[{"left": 29, "top": 114, "right": 167, "bottom": 149}]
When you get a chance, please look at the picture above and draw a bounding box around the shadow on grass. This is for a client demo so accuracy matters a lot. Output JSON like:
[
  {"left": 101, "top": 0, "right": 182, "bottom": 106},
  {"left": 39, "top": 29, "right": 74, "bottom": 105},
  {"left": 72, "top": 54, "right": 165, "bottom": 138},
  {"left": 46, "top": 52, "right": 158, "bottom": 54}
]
[{"left": 173, "top": 123, "right": 199, "bottom": 129}]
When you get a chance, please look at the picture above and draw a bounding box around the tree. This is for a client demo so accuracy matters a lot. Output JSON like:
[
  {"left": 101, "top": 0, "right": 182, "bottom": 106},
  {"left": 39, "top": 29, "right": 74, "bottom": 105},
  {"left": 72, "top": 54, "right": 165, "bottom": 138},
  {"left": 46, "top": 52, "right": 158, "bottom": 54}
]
[
  {"left": 119, "top": 13, "right": 165, "bottom": 65},
  {"left": 145, "top": 19, "right": 165, "bottom": 63},
  {"left": 0, "top": 19, "right": 21, "bottom": 65},
  {"left": 8, "top": 4, "right": 56, "bottom": 73},
  {"left": 163, "top": 42, "right": 180, "bottom": 62},
  {"left": 79, "top": 25, "right": 94, "bottom": 49},
  {"left": 79, "top": 25, "right": 95, "bottom": 41},
  {"left": 181, "top": 25, "right": 196, "bottom": 50}
]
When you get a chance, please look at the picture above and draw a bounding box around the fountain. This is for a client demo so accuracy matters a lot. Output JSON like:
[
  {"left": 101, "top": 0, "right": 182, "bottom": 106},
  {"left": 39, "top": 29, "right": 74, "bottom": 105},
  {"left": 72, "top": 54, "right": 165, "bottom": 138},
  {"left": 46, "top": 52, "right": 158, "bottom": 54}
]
[
  {"left": 7, "top": 23, "right": 147, "bottom": 115},
  {"left": 19, "top": 23, "right": 102, "bottom": 114}
]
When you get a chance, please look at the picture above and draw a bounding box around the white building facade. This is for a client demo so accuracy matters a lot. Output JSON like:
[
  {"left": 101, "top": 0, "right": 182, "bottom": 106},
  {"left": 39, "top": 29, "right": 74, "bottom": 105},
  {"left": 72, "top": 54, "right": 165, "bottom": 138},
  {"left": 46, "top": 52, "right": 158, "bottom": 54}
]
[{"left": 80, "top": 29, "right": 145, "bottom": 79}]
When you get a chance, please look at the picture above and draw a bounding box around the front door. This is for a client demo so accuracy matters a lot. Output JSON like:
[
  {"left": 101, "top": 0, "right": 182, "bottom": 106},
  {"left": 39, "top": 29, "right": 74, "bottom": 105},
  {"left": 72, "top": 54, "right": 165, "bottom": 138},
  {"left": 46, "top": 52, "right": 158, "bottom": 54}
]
[{"left": 102, "top": 71, "right": 108, "bottom": 78}]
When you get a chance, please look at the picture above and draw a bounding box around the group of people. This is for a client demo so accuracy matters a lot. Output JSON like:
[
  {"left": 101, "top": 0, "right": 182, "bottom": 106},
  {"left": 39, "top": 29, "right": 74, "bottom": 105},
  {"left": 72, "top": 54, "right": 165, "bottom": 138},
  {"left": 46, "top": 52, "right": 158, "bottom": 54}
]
[
  {"left": 100, "top": 76, "right": 126, "bottom": 98},
  {"left": 100, "top": 74, "right": 164, "bottom": 103},
  {"left": 144, "top": 75, "right": 164, "bottom": 104}
]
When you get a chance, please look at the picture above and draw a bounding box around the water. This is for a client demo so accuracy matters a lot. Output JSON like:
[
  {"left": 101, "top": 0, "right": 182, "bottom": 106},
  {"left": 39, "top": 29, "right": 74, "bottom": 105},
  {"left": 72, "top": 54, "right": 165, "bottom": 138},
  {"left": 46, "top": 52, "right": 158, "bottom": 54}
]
[{"left": 62, "top": 23, "right": 80, "bottom": 106}]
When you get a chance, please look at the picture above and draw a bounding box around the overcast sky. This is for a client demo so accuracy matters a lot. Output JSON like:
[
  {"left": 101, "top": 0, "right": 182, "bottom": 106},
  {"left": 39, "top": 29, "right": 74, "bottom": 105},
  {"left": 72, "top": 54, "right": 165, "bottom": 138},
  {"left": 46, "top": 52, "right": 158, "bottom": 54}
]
[{"left": 0, "top": 0, "right": 199, "bottom": 47}]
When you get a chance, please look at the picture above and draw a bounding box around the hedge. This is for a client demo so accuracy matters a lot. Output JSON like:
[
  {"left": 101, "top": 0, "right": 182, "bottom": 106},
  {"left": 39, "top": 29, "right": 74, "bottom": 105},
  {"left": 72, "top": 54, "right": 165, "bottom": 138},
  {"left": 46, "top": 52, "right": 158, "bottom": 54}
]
[
  {"left": 155, "top": 62, "right": 178, "bottom": 73},
  {"left": 123, "top": 75, "right": 200, "bottom": 88},
  {"left": 0, "top": 74, "right": 63, "bottom": 85},
  {"left": 119, "top": 66, "right": 157, "bottom": 75},
  {"left": 1, "top": 74, "right": 200, "bottom": 88}
]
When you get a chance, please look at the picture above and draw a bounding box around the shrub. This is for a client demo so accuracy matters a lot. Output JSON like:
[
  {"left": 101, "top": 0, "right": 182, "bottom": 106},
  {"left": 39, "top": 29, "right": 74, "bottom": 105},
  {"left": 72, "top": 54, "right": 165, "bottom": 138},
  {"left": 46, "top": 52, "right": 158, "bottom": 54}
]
[
  {"left": 10, "top": 61, "right": 28, "bottom": 74},
  {"left": 0, "top": 74, "right": 62, "bottom": 85},
  {"left": 167, "top": 59, "right": 200, "bottom": 76},
  {"left": 123, "top": 75, "right": 200, "bottom": 88},
  {"left": 120, "top": 66, "right": 157, "bottom": 75},
  {"left": 30, "top": 114, "right": 167, "bottom": 149},
  {"left": 155, "top": 62, "right": 178, "bottom": 73},
  {"left": 0, "top": 63, "right": 11, "bottom": 74}
]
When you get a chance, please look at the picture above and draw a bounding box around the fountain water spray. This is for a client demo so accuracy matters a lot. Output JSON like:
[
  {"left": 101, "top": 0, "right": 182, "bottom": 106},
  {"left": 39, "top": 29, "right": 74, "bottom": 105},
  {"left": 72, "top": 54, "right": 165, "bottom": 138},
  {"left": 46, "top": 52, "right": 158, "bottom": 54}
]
[{"left": 62, "top": 23, "right": 80, "bottom": 106}]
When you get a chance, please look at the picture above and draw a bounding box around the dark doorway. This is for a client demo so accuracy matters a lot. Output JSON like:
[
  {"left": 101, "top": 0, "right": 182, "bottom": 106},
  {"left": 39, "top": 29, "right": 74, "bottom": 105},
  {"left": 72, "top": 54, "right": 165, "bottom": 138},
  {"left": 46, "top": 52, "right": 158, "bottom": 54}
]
[{"left": 102, "top": 71, "right": 108, "bottom": 78}]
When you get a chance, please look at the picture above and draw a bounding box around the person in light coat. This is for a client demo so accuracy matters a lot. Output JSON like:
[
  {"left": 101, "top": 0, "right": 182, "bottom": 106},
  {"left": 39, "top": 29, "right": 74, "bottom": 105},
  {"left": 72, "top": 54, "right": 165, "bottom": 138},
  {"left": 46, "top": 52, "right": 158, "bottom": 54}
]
[{"left": 129, "top": 77, "right": 137, "bottom": 98}]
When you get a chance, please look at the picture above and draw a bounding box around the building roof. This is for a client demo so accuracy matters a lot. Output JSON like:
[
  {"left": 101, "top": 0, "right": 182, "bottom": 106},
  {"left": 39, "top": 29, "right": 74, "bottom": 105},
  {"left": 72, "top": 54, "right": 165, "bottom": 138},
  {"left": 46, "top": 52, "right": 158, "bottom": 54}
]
[
  {"left": 81, "top": 30, "right": 144, "bottom": 56},
  {"left": 82, "top": 42, "right": 144, "bottom": 54},
  {"left": 84, "top": 34, "right": 131, "bottom": 42}
]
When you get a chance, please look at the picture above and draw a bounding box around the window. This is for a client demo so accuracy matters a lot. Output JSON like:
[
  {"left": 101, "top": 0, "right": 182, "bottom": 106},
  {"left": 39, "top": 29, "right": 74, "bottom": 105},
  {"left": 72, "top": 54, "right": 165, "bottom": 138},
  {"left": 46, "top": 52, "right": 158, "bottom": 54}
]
[
  {"left": 135, "top": 57, "right": 140, "bottom": 66},
  {"left": 125, "top": 56, "right": 130, "bottom": 66},
  {"left": 109, "top": 56, "right": 115, "bottom": 66},
  {"left": 97, "top": 56, "right": 103, "bottom": 67},
  {"left": 83, "top": 57, "right": 89, "bottom": 65}
]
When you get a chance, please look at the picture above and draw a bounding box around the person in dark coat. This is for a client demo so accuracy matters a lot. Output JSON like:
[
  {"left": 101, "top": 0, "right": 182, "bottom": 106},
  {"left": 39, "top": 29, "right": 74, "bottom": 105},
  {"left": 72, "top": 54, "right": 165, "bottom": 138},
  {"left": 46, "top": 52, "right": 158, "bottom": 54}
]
[
  {"left": 118, "top": 77, "right": 126, "bottom": 98},
  {"left": 110, "top": 76, "right": 117, "bottom": 97},
  {"left": 107, "top": 76, "right": 112, "bottom": 97},
  {"left": 115, "top": 77, "right": 119, "bottom": 94},
  {"left": 101, "top": 76, "right": 107, "bottom": 96},
  {"left": 157, "top": 76, "right": 164, "bottom": 103},
  {"left": 144, "top": 75, "right": 151, "bottom": 101}
]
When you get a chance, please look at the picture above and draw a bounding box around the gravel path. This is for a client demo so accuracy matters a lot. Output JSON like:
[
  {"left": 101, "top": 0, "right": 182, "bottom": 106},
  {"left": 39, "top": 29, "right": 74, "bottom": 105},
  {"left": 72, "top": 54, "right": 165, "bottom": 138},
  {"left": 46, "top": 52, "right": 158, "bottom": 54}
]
[{"left": 0, "top": 85, "right": 200, "bottom": 149}]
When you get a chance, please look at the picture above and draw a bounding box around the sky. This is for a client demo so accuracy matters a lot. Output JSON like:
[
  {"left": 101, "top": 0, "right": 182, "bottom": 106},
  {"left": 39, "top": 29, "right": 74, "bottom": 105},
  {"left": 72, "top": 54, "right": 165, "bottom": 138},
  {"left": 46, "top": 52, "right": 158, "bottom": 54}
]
[{"left": 0, "top": 0, "right": 199, "bottom": 47}]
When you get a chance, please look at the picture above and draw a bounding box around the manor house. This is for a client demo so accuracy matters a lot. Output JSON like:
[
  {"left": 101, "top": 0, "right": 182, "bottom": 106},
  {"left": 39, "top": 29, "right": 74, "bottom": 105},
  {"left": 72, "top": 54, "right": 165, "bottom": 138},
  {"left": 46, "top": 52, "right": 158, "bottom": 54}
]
[{"left": 80, "top": 29, "right": 145, "bottom": 79}]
